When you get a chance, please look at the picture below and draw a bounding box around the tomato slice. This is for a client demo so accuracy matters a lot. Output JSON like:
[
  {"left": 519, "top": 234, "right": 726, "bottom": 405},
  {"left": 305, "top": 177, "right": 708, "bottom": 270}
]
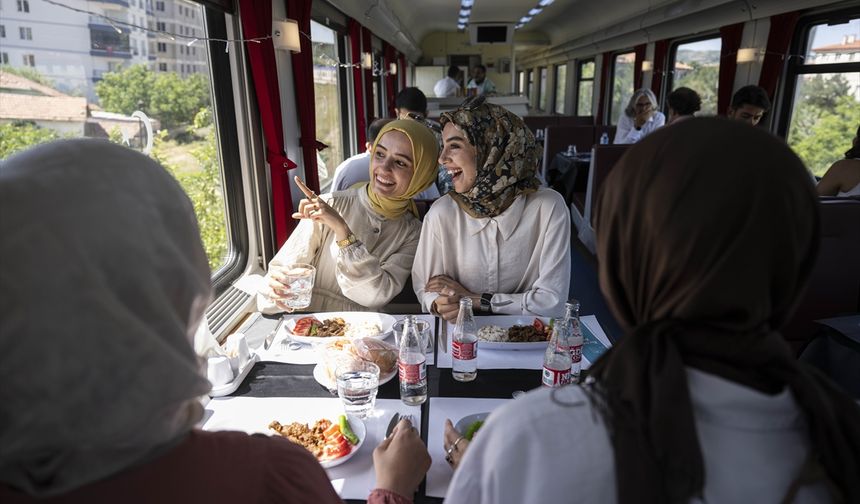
[
  {"left": 323, "top": 424, "right": 341, "bottom": 438},
  {"left": 322, "top": 440, "right": 351, "bottom": 459},
  {"left": 533, "top": 318, "right": 546, "bottom": 333},
  {"left": 293, "top": 316, "right": 320, "bottom": 336}
]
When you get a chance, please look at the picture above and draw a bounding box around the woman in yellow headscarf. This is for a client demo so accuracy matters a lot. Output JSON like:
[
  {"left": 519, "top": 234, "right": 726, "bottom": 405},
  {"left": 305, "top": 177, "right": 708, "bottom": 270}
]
[{"left": 259, "top": 120, "right": 439, "bottom": 313}]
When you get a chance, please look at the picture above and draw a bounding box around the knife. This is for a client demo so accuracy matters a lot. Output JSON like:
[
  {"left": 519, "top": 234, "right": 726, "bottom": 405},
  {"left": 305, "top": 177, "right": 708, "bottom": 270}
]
[
  {"left": 385, "top": 413, "right": 400, "bottom": 439},
  {"left": 263, "top": 316, "right": 285, "bottom": 350}
]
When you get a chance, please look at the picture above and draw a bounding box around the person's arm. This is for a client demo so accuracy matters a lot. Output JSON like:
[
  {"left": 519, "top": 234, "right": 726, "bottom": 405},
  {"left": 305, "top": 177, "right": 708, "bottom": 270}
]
[
  {"left": 817, "top": 160, "right": 852, "bottom": 196},
  {"left": 370, "top": 418, "right": 431, "bottom": 504},
  {"left": 412, "top": 209, "right": 444, "bottom": 313},
  {"left": 484, "top": 193, "right": 571, "bottom": 317},
  {"left": 256, "top": 217, "right": 322, "bottom": 314},
  {"left": 613, "top": 114, "right": 639, "bottom": 144},
  {"left": 335, "top": 229, "right": 419, "bottom": 310}
]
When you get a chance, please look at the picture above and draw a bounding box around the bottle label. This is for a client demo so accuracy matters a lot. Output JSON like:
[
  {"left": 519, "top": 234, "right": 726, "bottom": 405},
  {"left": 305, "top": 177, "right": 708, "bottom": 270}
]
[
  {"left": 452, "top": 340, "right": 477, "bottom": 360},
  {"left": 569, "top": 344, "right": 583, "bottom": 363},
  {"left": 542, "top": 365, "right": 571, "bottom": 387},
  {"left": 399, "top": 360, "right": 426, "bottom": 384}
]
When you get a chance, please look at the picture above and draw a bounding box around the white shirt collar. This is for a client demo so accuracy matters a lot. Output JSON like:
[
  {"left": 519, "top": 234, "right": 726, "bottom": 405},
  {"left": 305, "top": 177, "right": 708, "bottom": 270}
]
[{"left": 464, "top": 193, "right": 526, "bottom": 240}]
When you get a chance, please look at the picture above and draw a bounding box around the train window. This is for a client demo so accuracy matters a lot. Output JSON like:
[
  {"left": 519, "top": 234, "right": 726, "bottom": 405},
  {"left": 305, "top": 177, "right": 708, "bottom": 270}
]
[
  {"left": 668, "top": 36, "right": 721, "bottom": 115},
  {"left": 609, "top": 51, "right": 635, "bottom": 124},
  {"left": 310, "top": 20, "right": 345, "bottom": 190},
  {"left": 517, "top": 70, "right": 525, "bottom": 95},
  {"left": 785, "top": 16, "right": 860, "bottom": 176},
  {"left": 538, "top": 67, "right": 548, "bottom": 111},
  {"left": 575, "top": 59, "right": 594, "bottom": 116},
  {"left": 0, "top": 2, "right": 242, "bottom": 280},
  {"left": 526, "top": 69, "right": 534, "bottom": 102},
  {"left": 554, "top": 64, "right": 567, "bottom": 114}
]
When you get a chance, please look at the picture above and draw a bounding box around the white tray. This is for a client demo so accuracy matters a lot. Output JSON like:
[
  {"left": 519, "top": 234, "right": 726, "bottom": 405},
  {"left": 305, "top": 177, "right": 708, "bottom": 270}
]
[{"left": 209, "top": 352, "right": 259, "bottom": 397}]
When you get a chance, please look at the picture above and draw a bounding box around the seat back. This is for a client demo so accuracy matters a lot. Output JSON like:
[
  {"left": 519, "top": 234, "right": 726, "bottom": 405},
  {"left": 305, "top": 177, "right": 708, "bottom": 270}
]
[
  {"left": 558, "top": 115, "right": 595, "bottom": 127},
  {"left": 523, "top": 116, "right": 559, "bottom": 134},
  {"left": 783, "top": 197, "right": 860, "bottom": 353},
  {"left": 586, "top": 145, "right": 630, "bottom": 227},
  {"left": 541, "top": 125, "right": 596, "bottom": 177}
]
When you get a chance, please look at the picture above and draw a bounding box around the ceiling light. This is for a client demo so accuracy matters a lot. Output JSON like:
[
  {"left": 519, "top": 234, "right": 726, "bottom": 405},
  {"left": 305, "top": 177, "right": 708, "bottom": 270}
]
[
  {"left": 461, "top": 0, "right": 474, "bottom": 7},
  {"left": 528, "top": 8, "right": 542, "bottom": 15},
  {"left": 519, "top": 16, "right": 532, "bottom": 23},
  {"left": 641, "top": 60, "right": 653, "bottom": 72},
  {"left": 538, "top": 0, "right": 554, "bottom": 6},
  {"left": 459, "top": 8, "right": 471, "bottom": 16},
  {"left": 457, "top": 23, "right": 467, "bottom": 30},
  {"left": 514, "top": 23, "right": 523, "bottom": 29},
  {"left": 736, "top": 48, "right": 758, "bottom": 63},
  {"left": 458, "top": 16, "right": 469, "bottom": 23}
]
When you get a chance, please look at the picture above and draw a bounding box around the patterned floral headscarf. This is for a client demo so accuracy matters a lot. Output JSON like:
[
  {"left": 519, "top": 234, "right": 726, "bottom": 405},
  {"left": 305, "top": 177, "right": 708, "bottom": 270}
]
[{"left": 439, "top": 97, "right": 541, "bottom": 218}]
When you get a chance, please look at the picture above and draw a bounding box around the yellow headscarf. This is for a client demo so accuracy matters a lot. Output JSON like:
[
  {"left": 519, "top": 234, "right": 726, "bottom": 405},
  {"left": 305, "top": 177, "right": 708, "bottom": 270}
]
[{"left": 366, "top": 119, "right": 439, "bottom": 219}]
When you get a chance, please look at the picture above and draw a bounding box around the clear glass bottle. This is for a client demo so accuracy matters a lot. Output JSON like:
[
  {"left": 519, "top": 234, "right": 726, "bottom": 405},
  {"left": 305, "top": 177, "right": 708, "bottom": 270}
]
[
  {"left": 398, "top": 315, "right": 427, "bottom": 405},
  {"left": 566, "top": 300, "right": 584, "bottom": 383},
  {"left": 600, "top": 132, "right": 609, "bottom": 145},
  {"left": 542, "top": 318, "right": 572, "bottom": 388},
  {"left": 452, "top": 297, "right": 478, "bottom": 382}
]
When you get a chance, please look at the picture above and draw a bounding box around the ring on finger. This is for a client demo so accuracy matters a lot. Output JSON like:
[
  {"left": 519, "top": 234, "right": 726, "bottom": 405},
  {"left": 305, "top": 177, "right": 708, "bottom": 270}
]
[
  {"left": 445, "top": 453, "right": 454, "bottom": 465},
  {"left": 451, "top": 436, "right": 465, "bottom": 452}
]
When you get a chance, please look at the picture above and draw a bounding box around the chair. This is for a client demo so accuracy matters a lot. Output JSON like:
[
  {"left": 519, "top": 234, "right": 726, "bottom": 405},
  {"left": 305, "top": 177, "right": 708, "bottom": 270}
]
[
  {"left": 571, "top": 145, "right": 630, "bottom": 253},
  {"left": 541, "top": 125, "right": 596, "bottom": 178},
  {"left": 523, "top": 116, "right": 559, "bottom": 134},
  {"left": 783, "top": 197, "right": 860, "bottom": 354},
  {"left": 557, "top": 116, "right": 595, "bottom": 127}
]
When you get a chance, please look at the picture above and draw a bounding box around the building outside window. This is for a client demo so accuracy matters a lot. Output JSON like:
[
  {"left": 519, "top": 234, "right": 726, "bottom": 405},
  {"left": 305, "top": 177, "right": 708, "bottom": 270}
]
[
  {"left": 20, "top": 27, "right": 33, "bottom": 40},
  {"left": 1, "top": 25, "right": 6, "bottom": 38},
  {"left": 1, "top": 53, "right": 9, "bottom": 64},
  {"left": 23, "top": 54, "right": 35, "bottom": 66},
  {"left": 310, "top": 19, "right": 346, "bottom": 189},
  {"left": 17, "top": 0, "right": 30, "bottom": 13}
]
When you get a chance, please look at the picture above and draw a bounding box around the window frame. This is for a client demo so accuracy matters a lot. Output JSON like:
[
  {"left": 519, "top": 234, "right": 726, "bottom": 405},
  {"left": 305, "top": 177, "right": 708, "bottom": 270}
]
[
  {"left": 574, "top": 58, "right": 595, "bottom": 116},
  {"left": 608, "top": 49, "right": 635, "bottom": 125},
  {"left": 665, "top": 33, "right": 722, "bottom": 115},
  {"left": 776, "top": 9, "right": 860, "bottom": 138}
]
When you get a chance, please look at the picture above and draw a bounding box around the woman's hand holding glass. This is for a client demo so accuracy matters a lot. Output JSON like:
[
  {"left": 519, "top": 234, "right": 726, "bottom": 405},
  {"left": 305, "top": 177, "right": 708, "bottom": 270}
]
[{"left": 292, "top": 176, "right": 352, "bottom": 241}]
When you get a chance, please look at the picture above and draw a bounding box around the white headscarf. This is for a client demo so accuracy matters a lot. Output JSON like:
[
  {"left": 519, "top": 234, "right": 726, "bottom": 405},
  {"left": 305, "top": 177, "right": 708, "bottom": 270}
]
[{"left": 0, "top": 139, "right": 212, "bottom": 496}]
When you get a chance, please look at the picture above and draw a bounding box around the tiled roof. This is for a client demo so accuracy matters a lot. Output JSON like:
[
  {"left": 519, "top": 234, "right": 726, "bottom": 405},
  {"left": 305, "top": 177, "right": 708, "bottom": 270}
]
[
  {"left": 0, "top": 71, "right": 87, "bottom": 122},
  {"left": 0, "top": 72, "right": 67, "bottom": 97},
  {"left": 812, "top": 41, "right": 860, "bottom": 53}
]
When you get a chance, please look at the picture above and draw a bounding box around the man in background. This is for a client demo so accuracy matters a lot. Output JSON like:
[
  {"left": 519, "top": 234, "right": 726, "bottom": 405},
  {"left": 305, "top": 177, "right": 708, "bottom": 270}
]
[
  {"left": 466, "top": 65, "right": 496, "bottom": 96},
  {"left": 727, "top": 85, "right": 771, "bottom": 126},
  {"left": 434, "top": 65, "right": 462, "bottom": 98},
  {"left": 394, "top": 87, "right": 428, "bottom": 120}
]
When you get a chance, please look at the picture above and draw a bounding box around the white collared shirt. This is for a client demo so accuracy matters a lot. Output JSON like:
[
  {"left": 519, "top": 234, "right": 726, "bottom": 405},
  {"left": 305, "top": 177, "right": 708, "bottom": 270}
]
[
  {"left": 613, "top": 111, "right": 666, "bottom": 144},
  {"left": 434, "top": 76, "right": 460, "bottom": 98},
  {"left": 412, "top": 187, "right": 571, "bottom": 317}
]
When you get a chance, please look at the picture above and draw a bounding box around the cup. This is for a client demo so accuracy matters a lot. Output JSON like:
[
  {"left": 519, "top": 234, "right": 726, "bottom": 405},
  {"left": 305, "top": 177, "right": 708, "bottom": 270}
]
[
  {"left": 207, "top": 356, "right": 234, "bottom": 387},
  {"left": 277, "top": 263, "right": 316, "bottom": 310},
  {"left": 393, "top": 318, "right": 432, "bottom": 354},
  {"left": 335, "top": 361, "right": 380, "bottom": 419},
  {"left": 224, "top": 333, "right": 251, "bottom": 374},
  {"left": 567, "top": 144, "right": 577, "bottom": 156}
]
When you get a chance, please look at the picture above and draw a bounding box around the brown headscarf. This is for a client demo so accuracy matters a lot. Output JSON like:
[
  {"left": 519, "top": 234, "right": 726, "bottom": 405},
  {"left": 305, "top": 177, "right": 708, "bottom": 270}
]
[
  {"left": 590, "top": 118, "right": 860, "bottom": 503},
  {"left": 439, "top": 97, "right": 541, "bottom": 218}
]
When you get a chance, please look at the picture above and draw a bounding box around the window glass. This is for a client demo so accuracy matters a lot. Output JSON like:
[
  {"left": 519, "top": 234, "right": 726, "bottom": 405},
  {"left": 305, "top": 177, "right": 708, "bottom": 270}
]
[
  {"left": 527, "top": 70, "right": 534, "bottom": 103},
  {"left": 671, "top": 37, "right": 721, "bottom": 115},
  {"left": 610, "top": 52, "right": 634, "bottom": 125},
  {"left": 0, "top": 2, "right": 230, "bottom": 272},
  {"left": 517, "top": 70, "right": 524, "bottom": 95},
  {"left": 538, "top": 67, "right": 547, "bottom": 111},
  {"left": 310, "top": 20, "right": 345, "bottom": 191},
  {"left": 554, "top": 64, "right": 567, "bottom": 114},
  {"left": 576, "top": 60, "right": 594, "bottom": 116},
  {"left": 787, "top": 17, "right": 860, "bottom": 176}
]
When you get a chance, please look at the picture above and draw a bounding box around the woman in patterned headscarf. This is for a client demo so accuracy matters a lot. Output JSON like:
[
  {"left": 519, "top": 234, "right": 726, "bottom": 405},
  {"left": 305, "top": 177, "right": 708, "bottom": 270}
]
[{"left": 412, "top": 97, "right": 571, "bottom": 322}]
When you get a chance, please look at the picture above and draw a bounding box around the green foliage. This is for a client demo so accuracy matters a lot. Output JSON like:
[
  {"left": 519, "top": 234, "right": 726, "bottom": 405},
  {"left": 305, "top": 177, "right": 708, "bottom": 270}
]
[
  {"left": 789, "top": 94, "right": 860, "bottom": 176},
  {"left": 610, "top": 59, "right": 634, "bottom": 123},
  {"left": 674, "top": 63, "right": 719, "bottom": 115},
  {"left": 95, "top": 64, "right": 210, "bottom": 128},
  {"left": 0, "top": 122, "right": 59, "bottom": 159},
  {"left": 192, "top": 107, "right": 212, "bottom": 129},
  {"left": 0, "top": 65, "right": 53, "bottom": 87}
]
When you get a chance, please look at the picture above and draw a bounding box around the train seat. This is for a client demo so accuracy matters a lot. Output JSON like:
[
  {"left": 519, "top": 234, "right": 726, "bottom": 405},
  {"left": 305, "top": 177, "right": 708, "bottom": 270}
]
[{"left": 572, "top": 144, "right": 630, "bottom": 254}]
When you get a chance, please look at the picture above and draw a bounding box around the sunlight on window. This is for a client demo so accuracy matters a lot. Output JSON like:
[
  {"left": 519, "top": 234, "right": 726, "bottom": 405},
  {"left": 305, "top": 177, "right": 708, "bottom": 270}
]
[{"left": 672, "top": 37, "right": 722, "bottom": 115}]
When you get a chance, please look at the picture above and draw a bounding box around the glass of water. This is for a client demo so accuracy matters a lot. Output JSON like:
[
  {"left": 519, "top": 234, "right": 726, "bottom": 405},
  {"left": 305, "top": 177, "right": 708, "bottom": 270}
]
[
  {"left": 282, "top": 263, "right": 315, "bottom": 310},
  {"left": 336, "top": 361, "right": 380, "bottom": 419}
]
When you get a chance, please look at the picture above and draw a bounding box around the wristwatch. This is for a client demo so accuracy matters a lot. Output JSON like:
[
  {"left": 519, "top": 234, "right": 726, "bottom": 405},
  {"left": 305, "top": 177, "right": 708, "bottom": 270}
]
[
  {"left": 336, "top": 233, "right": 357, "bottom": 248},
  {"left": 480, "top": 293, "right": 493, "bottom": 312}
]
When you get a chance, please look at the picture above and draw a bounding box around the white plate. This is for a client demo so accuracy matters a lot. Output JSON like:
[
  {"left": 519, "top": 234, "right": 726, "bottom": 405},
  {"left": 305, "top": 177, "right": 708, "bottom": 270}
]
[
  {"left": 285, "top": 312, "right": 396, "bottom": 345},
  {"left": 473, "top": 316, "right": 551, "bottom": 350},
  {"left": 320, "top": 416, "right": 366, "bottom": 468},
  {"left": 209, "top": 352, "right": 259, "bottom": 397},
  {"left": 454, "top": 412, "right": 489, "bottom": 439},
  {"left": 313, "top": 363, "right": 397, "bottom": 392}
]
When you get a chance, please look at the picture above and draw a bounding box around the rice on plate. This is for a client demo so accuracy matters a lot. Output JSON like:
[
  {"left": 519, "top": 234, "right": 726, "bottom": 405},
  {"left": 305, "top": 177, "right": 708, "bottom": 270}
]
[{"left": 477, "top": 325, "right": 507, "bottom": 342}]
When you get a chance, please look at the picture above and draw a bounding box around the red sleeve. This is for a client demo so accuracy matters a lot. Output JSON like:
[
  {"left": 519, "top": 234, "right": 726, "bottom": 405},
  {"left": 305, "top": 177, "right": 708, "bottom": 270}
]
[{"left": 367, "top": 488, "right": 412, "bottom": 504}]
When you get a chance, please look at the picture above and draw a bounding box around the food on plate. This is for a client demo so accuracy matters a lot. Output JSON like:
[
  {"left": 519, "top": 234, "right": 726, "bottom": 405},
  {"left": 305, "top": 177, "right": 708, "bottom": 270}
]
[
  {"left": 320, "top": 337, "right": 397, "bottom": 382},
  {"left": 464, "top": 420, "right": 484, "bottom": 441},
  {"left": 344, "top": 320, "right": 383, "bottom": 338},
  {"left": 477, "top": 318, "right": 552, "bottom": 343},
  {"left": 293, "top": 316, "right": 322, "bottom": 336},
  {"left": 292, "top": 316, "right": 348, "bottom": 337},
  {"left": 269, "top": 416, "right": 358, "bottom": 462}
]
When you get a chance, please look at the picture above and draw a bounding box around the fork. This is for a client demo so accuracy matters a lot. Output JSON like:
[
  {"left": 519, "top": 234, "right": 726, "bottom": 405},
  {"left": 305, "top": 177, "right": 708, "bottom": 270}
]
[{"left": 279, "top": 332, "right": 303, "bottom": 352}]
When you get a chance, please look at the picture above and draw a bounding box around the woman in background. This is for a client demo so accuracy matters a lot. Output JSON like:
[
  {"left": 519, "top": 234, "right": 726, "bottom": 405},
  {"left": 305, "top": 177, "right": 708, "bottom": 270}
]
[
  {"left": 817, "top": 125, "right": 860, "bottom": 197},
  {"left": 614, "top": 88, "right": 665, "bottom": 144}
]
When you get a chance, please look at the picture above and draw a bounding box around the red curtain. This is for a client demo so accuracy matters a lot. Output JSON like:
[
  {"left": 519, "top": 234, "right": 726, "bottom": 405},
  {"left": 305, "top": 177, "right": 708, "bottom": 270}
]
[
  {"left": 347, "top": 19, "right": 367, "bottom": 150},
  {"left": 286, "top": 0, "right": 321, "bottom": 194},
  {"left": 362, "top": 27, "right": 375, "bottom": 122},
  {"left": 759, "top": 11, "right": 801, "bottom": 101},
  {"left": 596, "top": 52, "right": 613, "bottom": 125},
  {"left": 398, "top": 52, "right": 407, "bottom": 90},
  {"left": 238, "top": 0, "right": 296, "bottom": 246},
  {"left": 718, "top": 22, "right": 744, "bottom": 115},
  {"left": 633, "top": 43, "right": 647, "bottom": 90},
  {"left": 650, "top": 39, "right": 670, "bottom": 102},
  {"left": 383, "top": 42, "right": 396, "bottom": 117}
]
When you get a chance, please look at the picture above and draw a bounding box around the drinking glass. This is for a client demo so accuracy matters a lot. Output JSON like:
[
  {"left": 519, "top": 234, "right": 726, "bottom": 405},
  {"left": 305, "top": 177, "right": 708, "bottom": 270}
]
[
  {"left": 336, "top": 361, "right": 380, "bottom": 419},
  {"left": 394, "top": 318, "right": 431, "bottom": 354},
  {"left": 281, "top": 263, "right": 315, "bottom": 310}
]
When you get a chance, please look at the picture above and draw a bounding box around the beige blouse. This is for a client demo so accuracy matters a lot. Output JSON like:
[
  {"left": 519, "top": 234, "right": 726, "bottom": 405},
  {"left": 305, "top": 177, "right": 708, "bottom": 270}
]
[
  {"left": 258, "top": 187, "right": 421, "bottom": 313},
  {"left": 412, "top": 187, "right": 571, "bottom": 318}
]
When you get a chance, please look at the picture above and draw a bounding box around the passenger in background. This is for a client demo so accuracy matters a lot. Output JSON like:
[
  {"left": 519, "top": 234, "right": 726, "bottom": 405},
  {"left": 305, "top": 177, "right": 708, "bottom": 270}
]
[
  {"left": 0, "top": 139, "right": 427, "bottom": 504},
  {"left": 329, "top": 118, "right": 392, "bottom": 192},
  {"left": 817, "top": 125, "right": 860, "bottom": 197},
  {"left": 726, "top": 85, "right": 770, "bottom": 126},
  {"left": 613, "top": 88, "right": 665, "bottom": 144},
  {"left": 394, "top": 86, "right": 428, "bottom": 120},
  {"left": 441, "top": 119, "right": 860, "bottom": 503},
  {"left": 434, "top": 65, "right": 462, "bottom": 98},
  {"left": 413, "top": 97, "right": 571, "bottom": 322},
  {"left": 466, "top": 65, "right": 496, "bottom": 96},
  {"left": 666, "top": 86, "right": 701, "bottom": 125},
  {"left": 260, "top": 120, "right": 439, "bottom": 313}
]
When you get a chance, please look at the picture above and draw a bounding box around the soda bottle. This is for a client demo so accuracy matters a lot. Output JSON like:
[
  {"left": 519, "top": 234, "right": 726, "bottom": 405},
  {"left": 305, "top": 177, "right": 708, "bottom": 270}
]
[
  {"left": 398, "top": 315, "right": 427, "bottom": 405},
  {"left": 542, "top": 320, "right": 572, "bottom": 388},
  {"left": 452, "top": 297, "right": 478, "bottom": 382},
  {"left": 567, "top": 300, "right": 584, "bottom": 383},
  {"left": 600, "top": 132, "right": 609, "bottom": 145}
]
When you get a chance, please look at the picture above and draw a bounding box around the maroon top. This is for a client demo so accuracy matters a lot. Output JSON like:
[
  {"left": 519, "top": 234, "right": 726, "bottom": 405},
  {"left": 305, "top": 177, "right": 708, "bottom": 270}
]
[{"left": 0, "top": 430, "right": 411, "bottom": 504}]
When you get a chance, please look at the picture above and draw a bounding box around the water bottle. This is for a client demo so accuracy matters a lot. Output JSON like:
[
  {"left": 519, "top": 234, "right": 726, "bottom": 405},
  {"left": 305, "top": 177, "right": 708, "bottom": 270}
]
[
  {"left": 398, "top": 315, "right": 427, "bottom": 405},
  {"left": 542, "top": 320, "right": 572, "bottom": 388},
  {"left": 567, "top": 300, "right": 584, "bottom": 383},
  {"left": 600, "top": 132, "right": 609, "bottom": 145},
  {"left": 452, "top": 297, "right": 478, "bottom": 382}
]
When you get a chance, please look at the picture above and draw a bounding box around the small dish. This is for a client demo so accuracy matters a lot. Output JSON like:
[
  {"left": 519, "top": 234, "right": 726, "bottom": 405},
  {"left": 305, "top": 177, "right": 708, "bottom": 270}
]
[
  {"left": 454, "top": 412, "right": 490, "bottom": 438},
  {"left": 319, "top": 416, "right": 366, "bottom": 469}
]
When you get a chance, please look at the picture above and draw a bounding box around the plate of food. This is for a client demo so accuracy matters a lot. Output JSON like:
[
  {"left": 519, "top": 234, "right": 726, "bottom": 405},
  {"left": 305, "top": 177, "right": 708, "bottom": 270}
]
[
  {"left": 475, "top": 317, "right": 552, "bottom": 350},
  {"left": 286, "top": 312, "right": 396, "bottom": 344},
  {"left": 269, "top": 415, "right": 365, "bottom": 468},
  {"left": 454, "top": 412, "right": 489, "bottom": 441},
  {"left": 314, "top": 337, "right": 398, "bottom": 391}
]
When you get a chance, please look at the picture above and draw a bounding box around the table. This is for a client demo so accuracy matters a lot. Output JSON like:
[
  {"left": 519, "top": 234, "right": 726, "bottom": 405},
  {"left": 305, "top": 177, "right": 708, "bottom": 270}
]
[
  {"left": 547, "top": 152, "right": 590, "bottom": 206},
  {"left": 202, "top": 312, "right": 611, "bottom": 503}
]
